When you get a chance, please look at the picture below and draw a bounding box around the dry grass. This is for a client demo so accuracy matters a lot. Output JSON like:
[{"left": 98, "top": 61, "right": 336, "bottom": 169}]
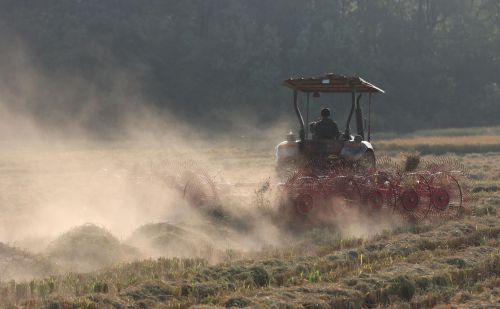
[
  {"left": 0, "top": 138, "right": 499, "bottom": 308},
  {"left": 377, "top": 135, "right": 500, "bottom": 154},
  {"left": 383, "top": 135, "right": 500, "bottom": 146}
]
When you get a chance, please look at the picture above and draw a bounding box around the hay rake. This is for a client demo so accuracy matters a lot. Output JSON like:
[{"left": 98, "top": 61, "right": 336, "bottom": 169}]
[
  {"left": 278, "top": 157, "right": 472, "bottom": 226},
  {"left": 128, "top": 160, "right": 219, "bottom": 208}
]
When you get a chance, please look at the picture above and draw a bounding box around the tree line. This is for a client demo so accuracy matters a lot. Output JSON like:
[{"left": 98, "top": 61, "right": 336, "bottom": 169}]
[{"left": 0, "top": 0, "right": 498, "bottom": 134}]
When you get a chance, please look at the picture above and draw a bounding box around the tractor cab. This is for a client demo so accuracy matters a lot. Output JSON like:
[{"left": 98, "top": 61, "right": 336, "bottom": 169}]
[{"left": 276, "top": 73, "right": 384, "bottom": 172}]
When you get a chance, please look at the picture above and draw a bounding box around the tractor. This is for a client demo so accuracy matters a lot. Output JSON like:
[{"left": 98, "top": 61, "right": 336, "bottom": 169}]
[
  {"left": 274, "top": 73, "right": 471, "bottom": 228},
  {"left": 140, "top": 73, "right": 471, "bottom": 228},
  {"left": 276, "top": 73, "right": 383, "bottom": 175}
]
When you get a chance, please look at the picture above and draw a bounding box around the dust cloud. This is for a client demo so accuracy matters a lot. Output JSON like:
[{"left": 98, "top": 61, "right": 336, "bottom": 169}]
[{"left": 0, "top": 44, "right": 400, "bottom": 282}]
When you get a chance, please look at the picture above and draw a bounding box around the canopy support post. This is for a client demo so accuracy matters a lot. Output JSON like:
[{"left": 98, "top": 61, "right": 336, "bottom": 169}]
[
  {"left": 306, "top": 92, "right": 310, "bottom": 139},
  {"left": 368, "top": 93, "right": 372, "bottom": 142},
  {"left": 293, "top": 90, "right": 305, "bottom": 141},
  {"left": 344, "top": 92, "right": 356, "bottom": 139},
  {"left": 355, "top": 94, "right": 364, "bottom": 139}
]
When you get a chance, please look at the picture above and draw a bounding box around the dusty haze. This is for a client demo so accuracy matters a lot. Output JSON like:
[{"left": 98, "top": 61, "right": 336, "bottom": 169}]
[{"left": 0, "top": 45, "right": 402, "bottom": 281}]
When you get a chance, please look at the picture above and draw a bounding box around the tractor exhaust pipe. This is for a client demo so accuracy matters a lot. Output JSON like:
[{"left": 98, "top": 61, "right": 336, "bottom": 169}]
[
  {"left": 355, "top": 94, "right": 364, "bottom": 139},
  {"left": 345, "top": 93, "right": 361, "bottom": 139}
]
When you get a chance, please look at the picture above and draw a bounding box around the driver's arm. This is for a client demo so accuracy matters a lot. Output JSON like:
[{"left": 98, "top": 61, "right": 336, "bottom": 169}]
[{"left": 309, "top": 122, "right": 316, "bottom": 134}]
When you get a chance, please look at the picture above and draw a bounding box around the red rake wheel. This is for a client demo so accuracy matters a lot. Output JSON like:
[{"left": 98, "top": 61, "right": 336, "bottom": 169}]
[
  {"left": 432, "top": 188, "right": 450, "bottom": 211},
  {"left": 366, "top": 190, "right": 384, "bottom": 210},
  {"left": 158, "top": 160, "right": 219, "bottom": 208},
  {"left": 295, "top": 193, "right": 314, "bottom": 216},
  {"left": 422, "top": 156, "right": 474, "bottom": 215},
  {"left": 428, "top": 172, "right": 463, "bottom": 220},
  {"left": 448, "top": 170, "right": 475, "bottom": 208},
  {"left": 328, "top": 175, "right": 363, "bottom": 214},
  {"left": 281, "top": 170, "right": 328, "bottom": 227},
  {"left": 401, "top": 189, "right": 419, "bottom": 211},
  {"left": 361, "top": 172, "right": 398, "bottom": 213},
  {"left": 182, "top": 171, "right": 218, "bottom": 208},
  {"left": 343, "top": 178, "right": 363, "bottom": 206},
  {"left": 395, "top": 173, "right": 431, "bottom": 224}
]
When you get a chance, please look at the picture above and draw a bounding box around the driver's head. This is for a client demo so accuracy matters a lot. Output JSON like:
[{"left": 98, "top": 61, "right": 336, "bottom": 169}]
[{"left": 321, "top": 108, "right": 331, "bottom": 118}]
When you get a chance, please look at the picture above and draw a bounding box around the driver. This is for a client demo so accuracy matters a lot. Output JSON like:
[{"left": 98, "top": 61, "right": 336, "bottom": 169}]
[{"left": 310, "top": 108, "right": 340, "bottom": 140}]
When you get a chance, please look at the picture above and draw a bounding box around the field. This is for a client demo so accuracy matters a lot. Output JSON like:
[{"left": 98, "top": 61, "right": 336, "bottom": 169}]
[
  {"left": 0, "top": 131, "right": 499, "bottom": 309},
  {"left": 377, "top": 135, "right": 500, "bottom": 154},
  {"left": 376, "top": 126, "right": 500, "bottom": 154}
]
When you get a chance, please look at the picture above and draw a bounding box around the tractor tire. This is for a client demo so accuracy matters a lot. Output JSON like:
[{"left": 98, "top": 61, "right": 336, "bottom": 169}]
[{"left": 356, "top": 150, "right": 376, "bottom": 174}]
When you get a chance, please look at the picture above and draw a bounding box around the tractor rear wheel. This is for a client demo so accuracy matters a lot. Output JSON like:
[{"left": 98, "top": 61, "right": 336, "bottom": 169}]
[{"left": 356, "top": 151, "right": 376, "bottom": 173}]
